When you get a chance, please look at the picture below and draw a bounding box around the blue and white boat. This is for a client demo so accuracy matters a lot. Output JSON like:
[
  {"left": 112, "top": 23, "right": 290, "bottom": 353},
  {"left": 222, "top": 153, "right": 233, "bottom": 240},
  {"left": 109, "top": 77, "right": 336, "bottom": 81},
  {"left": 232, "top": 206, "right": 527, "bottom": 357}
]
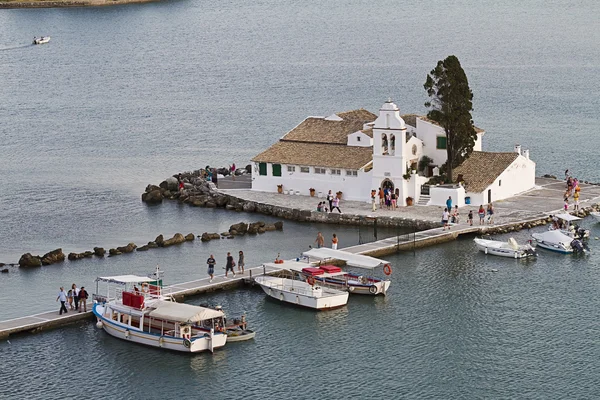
[
  {"left": 531, "top": 230, "right": 589, "bottom": 254},
  {"left": 92, "top": 271, "right": 227, "bottom": 353}
]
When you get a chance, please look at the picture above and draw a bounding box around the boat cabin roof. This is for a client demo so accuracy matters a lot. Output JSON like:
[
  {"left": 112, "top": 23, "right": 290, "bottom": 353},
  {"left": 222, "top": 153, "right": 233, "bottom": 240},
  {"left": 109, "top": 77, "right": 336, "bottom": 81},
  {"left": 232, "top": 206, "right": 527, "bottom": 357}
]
[
  {"left": 303, "top": 248, "right": 389, "bottom": 269},
  {"left": 147, "top": 300, "right": 224, "bottom": 323},
  {"left": 535, "top": 230, "right": 573, "bottom": 243},
  {"left": 555, "top": 214, "right": 581, "bottom": 222},
  {"left": 96, "top": 274, "right": 156, "bottom": 284},
  {"left": 287, "top": 264, "right": 346, "bottom": 278}
]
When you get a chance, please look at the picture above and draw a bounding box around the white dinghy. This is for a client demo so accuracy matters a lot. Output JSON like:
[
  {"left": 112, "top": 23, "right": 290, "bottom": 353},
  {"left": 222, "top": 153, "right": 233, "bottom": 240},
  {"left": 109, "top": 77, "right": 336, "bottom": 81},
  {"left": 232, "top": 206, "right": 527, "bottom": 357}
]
[
  {"left": 33, "top": 36, "right": 50, "bottom": 44},
  {"left": 474, "top": 237, "right": 537, "bottom": 259},
  {"left": 254, "top": 266, "right": 349, "bottom": 311}
]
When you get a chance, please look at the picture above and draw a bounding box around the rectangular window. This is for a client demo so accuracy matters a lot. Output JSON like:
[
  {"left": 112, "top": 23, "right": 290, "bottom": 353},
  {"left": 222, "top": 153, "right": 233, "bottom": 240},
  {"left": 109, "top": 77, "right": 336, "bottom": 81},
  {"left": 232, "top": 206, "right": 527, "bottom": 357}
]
[
  {"left": 300, "top": 166, "right": 310, "bottom": 173},
  {"left": 346, "top": 170, "right": 358, "bottom": 176},
  {"left": 436, "top": 136, "right": 447, "bottom": 150},
  {"left": 258, "top": 162, "right": 267, "bottom": 176},
  {"left": 287, "top": 166, "right": 296, "bottom": 172},
  {"left": 499, "top": 180, "right": 501, "bottom": 186},
  {"left": 357, "top": 136, "right": 361, "bottom": 142},
  {"left": 314, "top": 168, "right": 326, "bottom": 174},
  {"left": 331, "top": 169, "right": 341, "bottom": 175},
  {"left": 272, "top": 164, "right": 282, "bottom": 177}
]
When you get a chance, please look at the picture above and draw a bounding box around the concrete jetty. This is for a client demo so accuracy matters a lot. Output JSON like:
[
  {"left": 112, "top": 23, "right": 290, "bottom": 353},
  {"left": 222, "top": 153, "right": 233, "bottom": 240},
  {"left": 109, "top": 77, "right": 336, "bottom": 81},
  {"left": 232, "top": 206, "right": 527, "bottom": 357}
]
[{"left": 0, "top": 264, "right": 283, "bottom": 339}]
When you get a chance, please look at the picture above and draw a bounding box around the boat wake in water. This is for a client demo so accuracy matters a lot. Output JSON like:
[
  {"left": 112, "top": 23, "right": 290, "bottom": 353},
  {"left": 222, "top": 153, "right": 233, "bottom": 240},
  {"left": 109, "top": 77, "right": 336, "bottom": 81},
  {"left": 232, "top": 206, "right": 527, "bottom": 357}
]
[{"left": 0, "top": 44, "right": 32, "bottom": 51}]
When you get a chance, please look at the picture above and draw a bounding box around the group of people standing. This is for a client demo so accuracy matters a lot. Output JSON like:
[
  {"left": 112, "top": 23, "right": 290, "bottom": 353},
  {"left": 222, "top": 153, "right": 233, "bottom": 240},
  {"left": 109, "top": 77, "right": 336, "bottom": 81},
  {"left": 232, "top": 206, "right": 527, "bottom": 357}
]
[
  {"left": 314, "top": 232, "right": 339, "bottom": 249},
  {"left": 316, "top": 190, "right": 342, "bottom": 213},
  {"left": 56, "top": 284, "right": 89, "bottom": 315},
  {"left": 371, "top": 187, "right": 397, "bottom": 211},
  {"left": 564, "top": 170, "right": 581, "bottom": 211},
  {"left": 206, "top": 251, "right": 245, "bottom": 282},
  {"left": 441, "top": 196, "right": 495, "bottom": 230}
]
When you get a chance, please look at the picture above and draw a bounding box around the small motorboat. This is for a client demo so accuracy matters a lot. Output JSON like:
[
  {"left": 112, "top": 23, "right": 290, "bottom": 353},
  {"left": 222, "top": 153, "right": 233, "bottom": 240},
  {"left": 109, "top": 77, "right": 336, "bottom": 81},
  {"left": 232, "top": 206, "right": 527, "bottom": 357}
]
[
  {"left": 225, "top": 328, "right": 256, "bottom": 342},
  {"left": 474, "top": 237, "right": 537, "bottom": 259},
  {"left": 531, "top": 230, "right": 589, "bottom": 254},
  {"left": 254, "top": 274, "right": 349, "bottom": 311},
  {"left": 33, "top": 36, "right": 50, "bottom": 45},
  {"left": 589, "top": 211, "right": 600, "bottom": 222},
  {"left": 549, "top": 214, "right": 589, "bottom": 239}
]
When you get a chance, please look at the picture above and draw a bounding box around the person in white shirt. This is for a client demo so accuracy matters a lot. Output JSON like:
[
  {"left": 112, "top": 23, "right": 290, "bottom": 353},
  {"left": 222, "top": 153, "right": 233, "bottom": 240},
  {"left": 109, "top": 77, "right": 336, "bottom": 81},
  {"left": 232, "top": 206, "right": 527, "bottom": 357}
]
[
  {"left": 71, "top": 283, "right": 80, "bottom": 311},
  {"left": 56, "top": 287, "right": 68, "bottom": 315},
  {"left": 442, "top": 208, "right": 450, "bottom": 231}
]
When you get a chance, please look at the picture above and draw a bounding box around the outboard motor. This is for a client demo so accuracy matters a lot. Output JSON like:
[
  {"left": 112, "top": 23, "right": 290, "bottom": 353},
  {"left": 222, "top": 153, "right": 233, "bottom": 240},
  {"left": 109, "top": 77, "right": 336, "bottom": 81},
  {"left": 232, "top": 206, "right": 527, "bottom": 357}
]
[{"left": 571, "top": 239, "right": 586, "bottom": 254}]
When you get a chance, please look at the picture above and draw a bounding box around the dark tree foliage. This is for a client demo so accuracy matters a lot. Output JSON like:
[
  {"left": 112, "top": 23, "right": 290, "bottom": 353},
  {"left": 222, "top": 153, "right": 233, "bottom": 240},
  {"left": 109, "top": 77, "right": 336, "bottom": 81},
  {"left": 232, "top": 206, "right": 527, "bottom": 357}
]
[{"left": 424, "top": 55, "right": 476, "bottom": 182}]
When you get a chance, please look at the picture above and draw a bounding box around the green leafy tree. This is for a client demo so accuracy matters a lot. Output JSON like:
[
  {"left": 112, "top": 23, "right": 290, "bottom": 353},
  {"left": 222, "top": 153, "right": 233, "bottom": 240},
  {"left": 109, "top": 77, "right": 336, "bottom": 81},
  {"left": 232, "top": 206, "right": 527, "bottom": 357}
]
[{"left": 424, "top": 55, "right": 476, "bottom": 182}]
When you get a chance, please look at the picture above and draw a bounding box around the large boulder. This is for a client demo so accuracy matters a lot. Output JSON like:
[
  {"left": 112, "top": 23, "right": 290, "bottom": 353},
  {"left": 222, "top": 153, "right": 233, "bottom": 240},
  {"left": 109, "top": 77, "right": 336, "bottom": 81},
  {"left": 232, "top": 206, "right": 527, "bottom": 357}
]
[
  {"left": 142, "top": 190, "right": 163, "bottom": 204},
  {"left": 19, "top": 253, "right": 42, "bottom": 267},
  {"left": 145, "top": 184, "right": 161, "bottom": 193},
  {"left": 163, "top": 233, "right": 186, "bottom": 247},
  {"left": 274, "top": 221, "right": 284, "bottom": 230},
  {"left": 166, "top": 176, "right": 179, "bottom": 191},
  {"left": 41, "top": 249, "right": 65, "bottom": 265},
  {"left": 248, "top": 221, "right": 265, "bottom": 234},
  {"left": 68, "top": 252, "right": 85, "bottom": 261},
  {"left": 93, "top": 247, "right": 106, "bottom": 257},
  {"left": 243, "top": 202, "right": 256, "bottom": 213},
  {"left": 200, "top": 232, "right": 221, "bottom": 242},
  {"left": 155, "top": 235, "right": 164, "bottom": 247},
  {"left": 217, "top": 167, "right": 229, "bottom": 177},
  {"left": 229, "top": 222, "right": 248, "bottom": 235},
  {"left": 159, "top": 180, "right": 169, "bottom": 190},
  {"left": 108, "top": 248, "right": 122, "bottom": 256},
  {"left": 116, "top": 243, "right": 137, "bottom": 253},
  {"left": 245, "top": 164, "right": 252, "bottom": 173},
  {"left": 185, "top": 233, "right": 195, "bottom": 241},
  {"left": 263, "top": 224, "right": 277, "bottom": 232}
]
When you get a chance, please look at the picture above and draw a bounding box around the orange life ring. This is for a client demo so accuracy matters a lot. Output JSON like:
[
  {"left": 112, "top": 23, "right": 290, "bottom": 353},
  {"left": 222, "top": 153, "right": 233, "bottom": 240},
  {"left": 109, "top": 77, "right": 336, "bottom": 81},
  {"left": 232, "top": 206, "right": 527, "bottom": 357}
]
[
  {"left": 306, "top": 276, "right": 315, "bottom": 286},
  {"left": 383, "top": 264, "right": 392, "bottom": 276}
]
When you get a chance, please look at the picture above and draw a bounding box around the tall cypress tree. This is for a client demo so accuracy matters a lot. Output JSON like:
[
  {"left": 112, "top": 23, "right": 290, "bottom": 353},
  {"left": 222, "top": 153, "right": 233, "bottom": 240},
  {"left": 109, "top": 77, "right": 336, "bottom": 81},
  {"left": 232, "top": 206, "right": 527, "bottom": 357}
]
[{"left": 424, "top": 55, "right": 476, "bottom": 183}]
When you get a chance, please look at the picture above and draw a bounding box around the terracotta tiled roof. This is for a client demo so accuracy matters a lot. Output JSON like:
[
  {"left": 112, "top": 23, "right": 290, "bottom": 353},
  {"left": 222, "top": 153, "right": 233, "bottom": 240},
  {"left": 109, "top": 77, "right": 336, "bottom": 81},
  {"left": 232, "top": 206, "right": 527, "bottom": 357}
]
[
  {"left": 336, "top": 108, "right": 377, "bottom": 121},
  {"left": 251, "top": 141, "right": 373, "bottom": 170},
  {"left": 361, "top": 128, "right": 373, "bottom": 138},
  {"left": 282, "top": 109, "right": 376, "bottom": 145},
  {"left": 453, "top": 151, "right": 519, "bottom": 193},
  {"left": 402, "top": 114, "right": 418, "bottom": 128},
  {"left": 282, "top": 118, "right": 371, "bottom": 144}
]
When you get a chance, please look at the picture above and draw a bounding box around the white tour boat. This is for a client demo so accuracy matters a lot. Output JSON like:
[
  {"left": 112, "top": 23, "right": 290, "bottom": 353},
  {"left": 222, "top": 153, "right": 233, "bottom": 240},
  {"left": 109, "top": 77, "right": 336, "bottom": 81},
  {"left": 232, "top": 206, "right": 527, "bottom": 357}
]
[
  {"left": 92, "top": 272, "right": 227, "bottom": 353},
  {"left": 474, "top": 237, "right": 537, "bottom": 259},
  {"left": 33, "top": 36, "right": 50, "bottom": 45},
  {"left": 549, "top": 214, "right": 589, "bottom": 239},
  {"left": 589, "top": 211, "right": 600, "bottom": 222},
  {"left": 531, "top": 230, "right": 589, "bottom": 254},
  {"left": 297, "top": 248, "right": 392, "bottom": 295},
  {"left": 254, "top": 271, "right": 349, "bottom": 311}
]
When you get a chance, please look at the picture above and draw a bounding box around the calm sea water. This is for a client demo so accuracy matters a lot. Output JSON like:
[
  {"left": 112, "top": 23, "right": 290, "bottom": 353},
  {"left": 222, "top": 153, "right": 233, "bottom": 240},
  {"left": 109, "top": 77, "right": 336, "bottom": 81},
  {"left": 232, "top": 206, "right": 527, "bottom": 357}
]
[{"left": 1, "top": 0, "right": 599, "bottom": 398}]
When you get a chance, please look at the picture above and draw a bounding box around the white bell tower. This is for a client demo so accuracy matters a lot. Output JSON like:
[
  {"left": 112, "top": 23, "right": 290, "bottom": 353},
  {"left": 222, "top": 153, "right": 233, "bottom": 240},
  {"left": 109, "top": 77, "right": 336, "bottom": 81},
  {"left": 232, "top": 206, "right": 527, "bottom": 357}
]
[{"left": 371, "top": 100, "right": 408, "bottom": 202}]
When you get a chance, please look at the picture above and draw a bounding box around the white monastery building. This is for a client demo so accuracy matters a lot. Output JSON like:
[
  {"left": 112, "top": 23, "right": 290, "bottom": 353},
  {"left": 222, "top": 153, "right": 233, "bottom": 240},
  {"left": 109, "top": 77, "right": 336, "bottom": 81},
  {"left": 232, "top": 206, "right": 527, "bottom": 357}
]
[{"left": 251, "top": 100, "right": 536, "bottom": 207}]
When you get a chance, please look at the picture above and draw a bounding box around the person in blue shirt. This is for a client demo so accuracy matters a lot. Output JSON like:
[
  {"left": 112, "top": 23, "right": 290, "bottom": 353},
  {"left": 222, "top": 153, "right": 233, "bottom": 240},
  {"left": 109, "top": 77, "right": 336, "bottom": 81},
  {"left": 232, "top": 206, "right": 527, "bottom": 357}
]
[{"left": 446, "top": 196, "right": 452, "bottom": 211}]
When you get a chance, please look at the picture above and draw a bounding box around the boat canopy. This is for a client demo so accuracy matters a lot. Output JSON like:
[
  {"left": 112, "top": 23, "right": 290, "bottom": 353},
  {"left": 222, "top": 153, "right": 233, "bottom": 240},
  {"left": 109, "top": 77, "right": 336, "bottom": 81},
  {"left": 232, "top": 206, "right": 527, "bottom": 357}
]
[
  {"left": 147, "top": 300, "right": 224, "bottom": 323},
  {"left": 534, "top": 230, "right": 573, "bottom": 243},
  {"left": 303, "top": 248, "right": 389, "bottom": 269},
  {"left": 96, "top": 275, "right": 157, "bottom": 284},
  {"left": 555, "top": 214, "right": 581, "bottom": 222}
]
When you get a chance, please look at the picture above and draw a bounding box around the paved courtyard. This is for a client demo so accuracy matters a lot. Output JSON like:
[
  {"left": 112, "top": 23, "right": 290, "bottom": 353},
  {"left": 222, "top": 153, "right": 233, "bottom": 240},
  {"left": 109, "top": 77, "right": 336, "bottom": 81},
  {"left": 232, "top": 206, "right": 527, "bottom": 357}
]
[{"left": 220, "top": 177, "right": 600, "bottom": 227}]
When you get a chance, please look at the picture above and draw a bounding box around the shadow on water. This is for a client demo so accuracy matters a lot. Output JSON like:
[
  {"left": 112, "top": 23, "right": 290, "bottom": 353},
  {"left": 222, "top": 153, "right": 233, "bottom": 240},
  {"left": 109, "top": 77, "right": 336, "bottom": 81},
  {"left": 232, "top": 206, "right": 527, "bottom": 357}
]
[{"left": 0, "top": 44, "right": 34, "bottom": 51}]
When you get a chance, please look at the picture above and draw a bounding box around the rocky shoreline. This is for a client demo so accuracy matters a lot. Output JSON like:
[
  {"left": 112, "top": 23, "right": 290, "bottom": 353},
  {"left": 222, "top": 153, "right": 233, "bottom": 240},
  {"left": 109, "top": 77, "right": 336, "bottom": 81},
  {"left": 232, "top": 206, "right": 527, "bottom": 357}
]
[
  {"left": 0, "top": 0, "right": 158, "bottom": 8},
  {"left": 2, "top": 219, "right": 283, "bottom": 274}
]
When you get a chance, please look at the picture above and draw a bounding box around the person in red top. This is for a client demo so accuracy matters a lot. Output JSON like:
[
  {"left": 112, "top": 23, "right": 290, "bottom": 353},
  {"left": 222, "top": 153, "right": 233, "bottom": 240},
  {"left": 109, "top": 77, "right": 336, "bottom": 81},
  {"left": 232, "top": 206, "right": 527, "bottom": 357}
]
[{"left": 78, "top": 287, "right": 89, "bottom": 312}]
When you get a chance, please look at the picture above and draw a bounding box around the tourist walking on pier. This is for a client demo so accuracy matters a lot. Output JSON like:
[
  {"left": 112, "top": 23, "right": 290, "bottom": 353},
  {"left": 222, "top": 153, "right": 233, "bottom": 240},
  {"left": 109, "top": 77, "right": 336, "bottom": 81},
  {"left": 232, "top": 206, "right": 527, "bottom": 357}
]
[
  {"left": 468, "top": 210, "right": 474, "bottom": 226},
  {"left": 331, "top": 196, "right": 342, "bottom": 213},
  {"left": 573, "top": 187, "right": 580, "bottom": 211},
  {"left": 57, "top": 287, "right": 68, "bottom": 315},
  {"left": 238, "top": 250, "right": 245, "bottom": 274},
  {"left": 371, "top": 189, "right": 377, "bottom": 211},
  {"left": 326, "top": 190, "right": 334, "bottom": 212},
  {"left": 331, "top": 234, "right": 339, "bottom": 250},
  {"left": 452, "top": 205, "right": 459, "bottom": 224},
  {"left": 71, "top": 283, "right": 80, "bottom": 311},
  {"left": 315, "top": 232, "right": 325, "bottom": 248},
  {"left": 442, "top": 208, "right": 450, "bottom": 231},
  {"left": 230, "top": 163, "right": 236, "bottom": 181},
  {"left": 486, "top": 203, "right": 494, "bottom": 224},
  {"left": 225, "top": 252, "right": 236, "bottom": 278},
  {"left": 478, "top": 205, "right": 485, "bottom": 225},
  {"left": 207, "top": 254, "right": 216, "bottom": 282},
  {"left": 446, "top": 196, "right": 452, "bottom": 211},
  {"left": 379, "top": 188, "right": 384, "bottom": 206},
  {"left": 67, "top": 289, "right": 74, "bottom": 310},
  {"left": 78, "top": 287, "right": 89, "bottom": 312}
]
